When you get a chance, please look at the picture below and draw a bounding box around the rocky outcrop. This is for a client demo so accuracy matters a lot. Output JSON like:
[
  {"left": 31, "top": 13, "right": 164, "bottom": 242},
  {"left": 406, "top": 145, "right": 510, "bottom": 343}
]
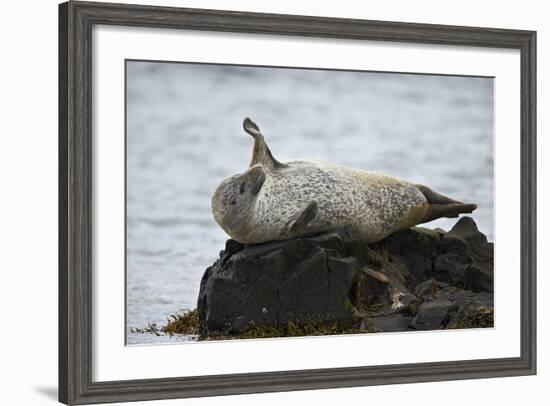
[{"left": 197, "top": 217, "right": 493, "bottom": 337}]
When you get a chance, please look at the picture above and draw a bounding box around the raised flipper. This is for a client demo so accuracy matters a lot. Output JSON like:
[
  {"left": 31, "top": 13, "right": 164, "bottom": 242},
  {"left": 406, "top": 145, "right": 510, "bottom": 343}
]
[
  {"left": 416, "top": 184, "right": 477, "bottom": 223},
  {"left": 289, "top": 201, "right": 318, "bottom": 234},
  {"left": 243, "top": 117, "right": 287, "bottom": 171}
]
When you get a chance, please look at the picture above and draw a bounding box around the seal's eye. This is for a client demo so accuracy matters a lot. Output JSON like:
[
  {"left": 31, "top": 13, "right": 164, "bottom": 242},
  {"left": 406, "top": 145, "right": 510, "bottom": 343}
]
[
  {"left": 239, "top": 183, "right": 246, "bottom": 194},
  {"left": 230, "top": 199, "right": 237, "bottom": 205}
]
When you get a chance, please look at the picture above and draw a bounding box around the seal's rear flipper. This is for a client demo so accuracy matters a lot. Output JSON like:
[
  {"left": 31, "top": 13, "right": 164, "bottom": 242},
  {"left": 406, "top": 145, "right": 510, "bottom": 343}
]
[
  {"left": 243, "top": 117, "right": 287, "bottom": 170},
  {"left": 421, "top": 203, "right": 477, "bottom": 223},
  {"left": 290, "top": 201, "right": 318, "bottom": 233},
  {"left": 416, "top": 184, "right": 462, "bottom": 205}
]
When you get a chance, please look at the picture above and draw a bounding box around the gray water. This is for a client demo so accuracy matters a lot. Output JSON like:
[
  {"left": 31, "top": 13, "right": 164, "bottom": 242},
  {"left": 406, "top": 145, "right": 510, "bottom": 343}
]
[{"left": 126, "top": 61, "right": 494, "bottom": 345}]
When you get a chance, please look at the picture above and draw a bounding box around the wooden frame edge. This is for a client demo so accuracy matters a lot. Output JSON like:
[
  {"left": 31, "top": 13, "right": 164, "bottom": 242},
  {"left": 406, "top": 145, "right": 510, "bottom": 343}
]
[
  {"left": 59, "top": 2, "right": 69, "bottom": 404},
  {"left": 59, "top": 1, "right": 537, "bottom": 404}
]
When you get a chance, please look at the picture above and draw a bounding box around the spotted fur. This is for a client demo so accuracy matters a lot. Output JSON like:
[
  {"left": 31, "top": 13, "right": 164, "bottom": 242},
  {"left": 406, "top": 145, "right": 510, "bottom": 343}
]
[{"left": 211, "top": 118, "right": 474, "bottom": 244}]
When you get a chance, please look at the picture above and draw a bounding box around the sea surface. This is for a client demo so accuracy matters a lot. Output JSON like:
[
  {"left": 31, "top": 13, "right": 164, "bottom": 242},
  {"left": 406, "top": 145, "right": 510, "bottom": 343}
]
[{"left": 126, "top": 61, "right": 494, "bottom": 344}]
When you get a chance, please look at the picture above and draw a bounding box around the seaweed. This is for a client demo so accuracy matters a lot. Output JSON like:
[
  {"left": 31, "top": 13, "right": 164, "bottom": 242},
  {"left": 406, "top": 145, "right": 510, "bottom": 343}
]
[
  {"left": 163, "top": 309, "right": 201, "bottom": 336},
  {"left": 445, "top": 306, "right": 494, "bottom": 329},
  {"left": 160, "top": 310, "right": 362, "bottom": 340}
]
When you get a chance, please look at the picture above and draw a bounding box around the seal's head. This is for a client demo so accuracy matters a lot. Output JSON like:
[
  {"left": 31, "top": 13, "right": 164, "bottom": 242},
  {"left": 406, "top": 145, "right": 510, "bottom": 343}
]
[
  {"left": 211, "top": 118, "right": 287, "bottom": 242},
  {"left": 211, "top": 165, "right": 266, "bottom": 241}
]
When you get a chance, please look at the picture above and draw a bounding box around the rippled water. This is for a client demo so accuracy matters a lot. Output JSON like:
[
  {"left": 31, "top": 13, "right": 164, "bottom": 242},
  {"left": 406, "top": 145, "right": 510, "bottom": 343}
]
[{"left": 126, "top": 61, "right": 494, "bottom": 344}]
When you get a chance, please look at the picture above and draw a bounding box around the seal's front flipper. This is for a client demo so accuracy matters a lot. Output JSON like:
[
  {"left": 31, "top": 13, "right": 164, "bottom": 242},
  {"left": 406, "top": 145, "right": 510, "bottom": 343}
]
[
  {"left": 243, "top": 165, "right": 266, "bottom": 195},
  {"left": 243, "top": 117, "right": 286, "bottom": 171},
  {"left": 290, "top": 201, "right": 318, "bottom": 233}
]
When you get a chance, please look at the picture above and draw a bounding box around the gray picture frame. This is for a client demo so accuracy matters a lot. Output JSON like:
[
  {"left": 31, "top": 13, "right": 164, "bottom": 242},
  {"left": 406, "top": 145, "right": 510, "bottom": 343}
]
[{"left": 59, "top": 1, "right": 537, "bottom": 404}]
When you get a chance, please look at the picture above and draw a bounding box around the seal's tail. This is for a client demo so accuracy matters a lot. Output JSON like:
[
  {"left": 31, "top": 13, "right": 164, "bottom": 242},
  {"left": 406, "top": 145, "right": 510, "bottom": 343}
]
[{"left": 415, "top": 184, "right": 477, "bottom": 223}]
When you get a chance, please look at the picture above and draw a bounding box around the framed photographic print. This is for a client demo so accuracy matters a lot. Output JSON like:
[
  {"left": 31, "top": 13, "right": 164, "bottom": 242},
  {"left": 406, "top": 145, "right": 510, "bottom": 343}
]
[{"left": 59, "top": 1, "right": 536, "bottom": 404}]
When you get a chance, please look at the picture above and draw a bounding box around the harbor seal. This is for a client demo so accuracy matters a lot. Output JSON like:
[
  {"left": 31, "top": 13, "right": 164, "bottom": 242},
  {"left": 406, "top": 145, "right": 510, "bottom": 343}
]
[{"left": 211, "top": 118, "right": 477, "bottom": 245}]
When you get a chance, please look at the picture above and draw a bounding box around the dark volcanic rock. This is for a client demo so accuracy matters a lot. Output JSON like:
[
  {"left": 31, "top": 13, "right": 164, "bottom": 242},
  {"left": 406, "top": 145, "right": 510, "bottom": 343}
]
[
  {"left": 198, "top": 231, "right": 362, "bottom": 335},
  {"left": 197, "top": 217, "right": 494, "bottom": 337},
  {"left": 414, "top": 279, "right": 449, "bottom": 297},
  {"left": 437, "top": 217, "right": 494, "bottom": 291},
  {"left": 363, "top": 314, "right": 412, "bottom": 333},
  {"left": 410, "top": 299, "right": 456, "bottom": 330},
  {"left": 464, "top": 264, "right": 494, "bottom": 293},
  {"left": 385, "top": 227, "right": 442, "bottom": 287}
]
